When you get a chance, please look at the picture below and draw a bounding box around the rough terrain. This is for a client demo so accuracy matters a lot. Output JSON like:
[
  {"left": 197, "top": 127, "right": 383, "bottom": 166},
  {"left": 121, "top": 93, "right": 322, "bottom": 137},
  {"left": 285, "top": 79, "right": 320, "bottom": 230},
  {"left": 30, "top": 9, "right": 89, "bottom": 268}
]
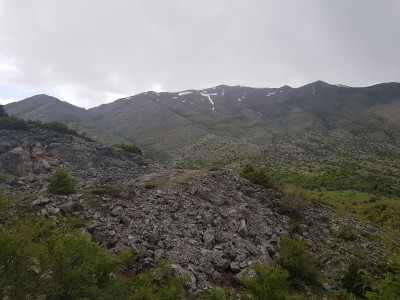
[{"left": 0, "top": 127, "right": 389, "bottom": 293}]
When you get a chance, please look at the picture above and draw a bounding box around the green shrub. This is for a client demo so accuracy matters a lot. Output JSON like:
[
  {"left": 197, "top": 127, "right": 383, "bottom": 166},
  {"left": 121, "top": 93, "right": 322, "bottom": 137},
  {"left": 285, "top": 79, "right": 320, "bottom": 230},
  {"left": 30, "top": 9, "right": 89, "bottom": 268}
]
[
  {"left": 366, "top": 272, "right": 400, "bottom": 300},
  {"left": 240, "top": 164, "right": 278, "bottom": 190},
  {"left": 278, "top": 236, "right": 319, "bottom": 287},
  {"left": 341, "top": 260, "right": 372, "bottom": 297},
  {"left": 0, "top": 217, "right": 126, "bottom": 299},
  {"left": 114, "top": 143, "right": 142, "bottom": 155},
  {"left": 47, "top": 168, "right": 77, "bottom": 195},
  {"left": 240, "top": 263, "right": 306, "bottom": 300},
  {"left": 0, "top": 115, "right": 94, "bottom": 141},
  {"left": 129, "top": 260, "right": 187, "bottom": 300},
  {"left": 338, "top": 226, "right": 357, "bottom": 241}
]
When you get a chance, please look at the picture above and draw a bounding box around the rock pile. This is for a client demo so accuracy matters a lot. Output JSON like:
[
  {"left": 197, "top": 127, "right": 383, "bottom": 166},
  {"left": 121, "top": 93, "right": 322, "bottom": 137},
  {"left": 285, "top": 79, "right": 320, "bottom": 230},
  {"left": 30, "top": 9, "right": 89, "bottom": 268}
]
[{"left": 33, "top": 169, "right": 290, "bottom": 291}]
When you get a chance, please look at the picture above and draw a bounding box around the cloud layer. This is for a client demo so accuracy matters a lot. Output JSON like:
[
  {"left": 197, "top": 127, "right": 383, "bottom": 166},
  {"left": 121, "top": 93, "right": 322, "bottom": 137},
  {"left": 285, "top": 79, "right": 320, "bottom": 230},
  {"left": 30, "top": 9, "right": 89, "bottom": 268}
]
[{"left": 0, "top": 0, "right": 399, "bottom": 108}]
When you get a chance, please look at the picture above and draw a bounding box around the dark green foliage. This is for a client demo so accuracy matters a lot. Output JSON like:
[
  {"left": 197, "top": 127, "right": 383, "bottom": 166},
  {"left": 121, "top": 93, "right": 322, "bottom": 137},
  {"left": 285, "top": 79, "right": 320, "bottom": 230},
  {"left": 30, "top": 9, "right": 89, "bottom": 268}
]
[
  {"left": 274, "top": 165, "right": 400, "bottom": 197},
  {"left": 278, "top": 236, "right": 319, "bottom": 287},
  {"left": 128, "top": 259, "right": 187, "bottom": 300},
  {"left": 341, "top": 260, "right": 372, "bottom": 297},
  {"left": 0, "top": 216, "right": 190, "bottom": 299},
  {"left": 240, "top": 263, "right": 306, "bottom": 300},
  {"left": 0, "top": 115, "right": 95, "bottom": 141},
  {"left": 0, "top": 217, "right": 126, "bottom": 299},
  {"left": 114, "top": 143, "right": 142, "bottom": 155},
  {"left": 366, "top": 272, "right": 400, "bottom": 300},
  {"left": 240, "top": 164, "right": 279, "bottom": 190},
  {"left": 0, "top": 105, "right": 8, "bottom": 117},
  {"left": 338, "top": 226, "right": 358, "bottom": 241},
  {"left": 47, "top": 168, "right": 77, "bottom": 195},
  {"left": 0, "top": 115, "right": 28, "bottom": 129}
]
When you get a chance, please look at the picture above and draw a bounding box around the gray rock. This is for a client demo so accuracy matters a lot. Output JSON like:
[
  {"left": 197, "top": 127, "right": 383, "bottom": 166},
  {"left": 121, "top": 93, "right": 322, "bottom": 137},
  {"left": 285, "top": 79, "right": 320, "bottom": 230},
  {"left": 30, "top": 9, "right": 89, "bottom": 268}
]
[
  {"left": 238, "top": 219, "right": 248, "bottom": 237},
  {"left": 110, "top": 206, "right": 124, "bottom": 217},
  {"left": 59, "top": 201, "right": 78, "bottom": 213},
  {"left": 47, "top": 207, "right": 60, "bottom": 215},
  {"left": 230, "top": 262, "right": 241, "bottom": 274},
  {"left": 322, "top": 282, "right": 331, "bottom": 291},
  {"left": 203, "top": 227, "right": 215, "bottom": 246},
  {"left": 171, "top": 264, "right": 197, "bottom": 290},
  {"left": 91, "top": 229, "right": 118, "bottom": 249},
  {"left": 32, "top": 197, "right": 51, "bottom": 206}
]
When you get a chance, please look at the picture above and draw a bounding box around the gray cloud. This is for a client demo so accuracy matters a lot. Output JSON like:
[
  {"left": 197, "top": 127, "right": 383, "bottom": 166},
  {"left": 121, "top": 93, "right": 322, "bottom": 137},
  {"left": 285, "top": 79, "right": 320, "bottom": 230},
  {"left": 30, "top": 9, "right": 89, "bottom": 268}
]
[{"left": 0, "top": 0, "right": 399, "bottom": 108}]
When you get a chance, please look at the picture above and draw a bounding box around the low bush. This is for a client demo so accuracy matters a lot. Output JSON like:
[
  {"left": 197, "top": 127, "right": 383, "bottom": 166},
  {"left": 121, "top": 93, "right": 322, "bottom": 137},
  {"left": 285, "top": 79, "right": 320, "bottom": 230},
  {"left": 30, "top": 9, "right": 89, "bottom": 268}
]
[
  {"left": 114, "top": 143, "right": 142, "bottom": 155},
  {"left": 240, "top": 263, "right": 306, "bottom": 300},
  {"left": 0, "top": 217, "right": 127, "bottom": 299},
  {"left": 0, "top": 115, "right": 94, "bottom": 141},
  {"left": 240, "top": 164, "right": 280, "bottom": 190},
  {"left": 278, "top": 236, "right": 319, "bottom": 287},
  {"left": 128, "top": 259, "right": 187, "bottom": 300},
  {"left": 337, "top": 226, "right": 358, "bottom": 241},
  {"left": 341, "top": 260, "right": 372, "bottom": 297},
  {"left": 366, "top": 272, "right": 400, "bottom": 300},
  {"left": 276, "top": 193, "right": 308, "bottom": 219},
  {"left": 47, "top": 168, "right": 77, "bottom": 195}
]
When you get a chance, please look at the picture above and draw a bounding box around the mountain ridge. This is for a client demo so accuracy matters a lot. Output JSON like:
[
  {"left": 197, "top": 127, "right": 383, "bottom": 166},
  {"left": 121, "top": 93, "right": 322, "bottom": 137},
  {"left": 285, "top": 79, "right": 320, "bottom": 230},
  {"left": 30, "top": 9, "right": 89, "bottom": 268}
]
[{"left": 5, "top": 81, "right": 400, "bottom": 169}]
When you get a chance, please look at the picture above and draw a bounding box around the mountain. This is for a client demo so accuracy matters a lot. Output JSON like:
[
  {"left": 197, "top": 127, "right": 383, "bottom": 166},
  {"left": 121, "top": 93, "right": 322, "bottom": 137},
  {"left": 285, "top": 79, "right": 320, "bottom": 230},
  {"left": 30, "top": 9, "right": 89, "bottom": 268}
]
[
  {"left": 6, "top": 81, "right": 400, "bottom": 172},
  {"left": 5, "top": 94, "right": 94, "bottom": 129}
]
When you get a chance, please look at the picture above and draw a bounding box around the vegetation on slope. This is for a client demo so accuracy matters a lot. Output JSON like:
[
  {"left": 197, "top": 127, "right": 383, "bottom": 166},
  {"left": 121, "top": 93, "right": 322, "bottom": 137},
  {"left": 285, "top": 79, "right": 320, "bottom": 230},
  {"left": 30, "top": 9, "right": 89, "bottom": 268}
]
[{"left": 0, "top": 112, "right": 94, "bottom": 141}]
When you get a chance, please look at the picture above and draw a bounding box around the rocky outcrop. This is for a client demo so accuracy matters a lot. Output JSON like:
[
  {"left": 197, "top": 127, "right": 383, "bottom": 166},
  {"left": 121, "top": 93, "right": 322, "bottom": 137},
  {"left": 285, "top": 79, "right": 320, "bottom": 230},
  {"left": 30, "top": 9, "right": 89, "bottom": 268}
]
[{"left": 0, "top": 127, "right": 147, "bottom": 192}]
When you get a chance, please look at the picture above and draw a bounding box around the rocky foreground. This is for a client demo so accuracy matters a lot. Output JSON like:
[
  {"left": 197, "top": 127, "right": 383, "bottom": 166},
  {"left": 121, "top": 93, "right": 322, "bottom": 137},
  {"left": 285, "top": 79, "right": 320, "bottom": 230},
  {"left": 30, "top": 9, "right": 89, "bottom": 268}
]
[{"left": 0, "top": 127, "right": 385, "bottom": 293}]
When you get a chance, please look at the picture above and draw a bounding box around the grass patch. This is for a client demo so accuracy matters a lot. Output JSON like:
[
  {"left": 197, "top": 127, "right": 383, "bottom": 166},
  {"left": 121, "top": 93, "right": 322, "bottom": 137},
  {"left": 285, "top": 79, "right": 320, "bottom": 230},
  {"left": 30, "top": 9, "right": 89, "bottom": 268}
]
[
  {"left": 114, "top": 143, "right": 142, "bottom": 155},
  {"left": 0, "top": 194, "right": 23, "bottom": 216}
]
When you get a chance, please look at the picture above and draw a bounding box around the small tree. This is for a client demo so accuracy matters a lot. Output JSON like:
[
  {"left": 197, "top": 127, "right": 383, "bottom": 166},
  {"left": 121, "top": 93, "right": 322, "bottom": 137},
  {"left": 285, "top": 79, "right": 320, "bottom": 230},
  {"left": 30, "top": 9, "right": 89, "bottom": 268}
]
[
  {"left": 0, "top": 105, "right": 8, "bottom": 118},
  {"left": 278, "top": 236, "right": 319, "bottom": 287},
  {"left": 48, "top": 168, "right": 76, "bottom": 195}
]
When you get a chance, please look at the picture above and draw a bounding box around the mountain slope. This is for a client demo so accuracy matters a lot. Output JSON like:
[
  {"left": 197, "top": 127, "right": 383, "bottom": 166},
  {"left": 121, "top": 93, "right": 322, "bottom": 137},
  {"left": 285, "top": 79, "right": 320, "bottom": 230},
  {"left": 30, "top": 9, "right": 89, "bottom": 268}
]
[
  {"left": 6, "top": 94, "right": 94, "bottom": 129},
  {"left": 5, "top": 82, "right": 400, "bottom": 170}
]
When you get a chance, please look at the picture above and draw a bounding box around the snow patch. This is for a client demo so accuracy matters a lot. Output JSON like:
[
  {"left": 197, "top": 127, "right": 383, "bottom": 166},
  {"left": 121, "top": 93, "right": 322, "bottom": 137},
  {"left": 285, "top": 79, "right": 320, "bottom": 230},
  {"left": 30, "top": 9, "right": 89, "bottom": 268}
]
[
  {"left": 200, "top": 92, "right": 217, "bottom": 111},
  {"left": 266, "top": 92, "right": 275, "bottom": 97},
  {"left": 173, "top": 96, "right": 178, "bottom": 99},
  {"left": 178, "top": 91, "right": 192, "bottom": 96}
]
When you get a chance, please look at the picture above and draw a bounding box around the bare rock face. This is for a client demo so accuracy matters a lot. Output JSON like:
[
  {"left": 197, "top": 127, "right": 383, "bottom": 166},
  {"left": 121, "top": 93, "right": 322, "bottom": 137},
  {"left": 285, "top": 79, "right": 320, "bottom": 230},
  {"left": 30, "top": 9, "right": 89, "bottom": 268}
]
[{"left": 0, "top": 127, "right": 147, "bottom": 192}]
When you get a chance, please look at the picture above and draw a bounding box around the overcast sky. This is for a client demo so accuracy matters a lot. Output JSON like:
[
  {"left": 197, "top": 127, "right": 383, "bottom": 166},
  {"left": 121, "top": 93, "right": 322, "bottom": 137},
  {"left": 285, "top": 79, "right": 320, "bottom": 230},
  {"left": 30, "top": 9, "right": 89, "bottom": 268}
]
[{"left": 0, "top": 0, "right": 399, "bottom": 108}]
